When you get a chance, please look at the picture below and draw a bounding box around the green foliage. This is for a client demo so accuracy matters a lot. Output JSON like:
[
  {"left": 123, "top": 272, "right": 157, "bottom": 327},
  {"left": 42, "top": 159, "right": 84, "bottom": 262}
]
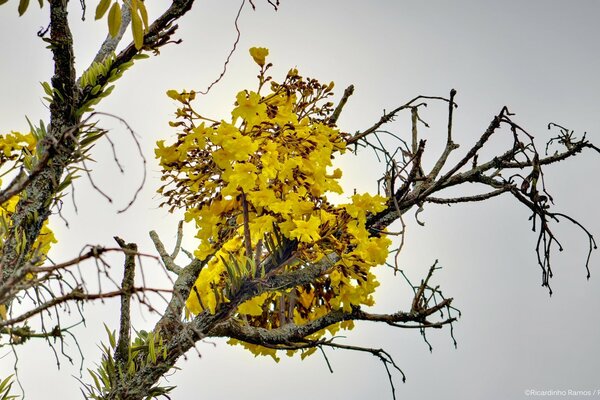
[
  {"left": 94, "top": 0, "right": 148, "bottom": 49},
  {"left": 95, "top": 0, "right": 111, "bottom": 20},
  {"left": 4, "top": 0, "right": 148, "bottom": 49},
  {"left": 107, "top": 2, "right": 121, "bottom": 38},
  {"left": 77, "top": 53, "right": 149, "bottom": 117},
  {"left": 0, "top": 0, "right": 41, "bottom": 15},
  {"left": 82, "top": 325, "right": 174, "bottom": 400},
  {"left": 17, "top": 0, "right": 29, "bottom": 16},
  {"left": 79, "top": 55, "right": 115, "bottom": 89},
  {"left": 0, "top": 375, "right": 19, "bottom": 400}
]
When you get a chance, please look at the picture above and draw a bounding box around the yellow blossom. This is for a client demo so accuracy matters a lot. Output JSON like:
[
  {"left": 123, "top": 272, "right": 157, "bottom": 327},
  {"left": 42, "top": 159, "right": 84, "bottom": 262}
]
[
  {"left": 237, "top": 293, "right": 269, "bottom": 316},
  {"left": 158, "top": 49, "right": 393, "bottom": 362},
  {"left": 249, "top": 46, "right": 269, "bottom": 66},
  {"left": 289, "top": 216, "right": 321, "bottom": 243},
  {"left": 231, "top": 91, "right": 267, "bottom": 127}
]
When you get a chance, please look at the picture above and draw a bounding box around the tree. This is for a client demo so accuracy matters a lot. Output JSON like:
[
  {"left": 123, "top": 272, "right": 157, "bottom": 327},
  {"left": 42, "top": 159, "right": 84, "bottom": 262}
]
[{"left": 0, "top": 1, "right": 598, "bottom": 399}]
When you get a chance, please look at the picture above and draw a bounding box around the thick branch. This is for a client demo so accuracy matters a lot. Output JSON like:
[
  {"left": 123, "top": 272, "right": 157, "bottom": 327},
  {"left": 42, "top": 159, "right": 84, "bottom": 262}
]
[
  {"left": 0, "top": 150, "right": 52, "bottom": 205},
  {"left": 0, "top": 0, "right": 80, "bottom": 289},
  {"left": 154, "top": 255, "right": 205, "bottom": 336},
  {"left": 149, "top": 230, "right": 181, "bottom": 274},
  {"left": 114, "top": 237, "right": 137, "bottom": 367},
  {"left": 211, "top": 299, "right": 455, "bottom": 345}
]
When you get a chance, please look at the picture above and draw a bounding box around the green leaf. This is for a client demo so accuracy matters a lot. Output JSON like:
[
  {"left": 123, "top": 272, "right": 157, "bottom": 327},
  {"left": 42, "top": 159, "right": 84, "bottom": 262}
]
[
  {"left": 17, "top": 0, "right": 29, "bottom": 15},
  {"left": 104, "top": 324, "right": 116, "bottom": 349},
  {"left": 95, "top": 0, "right": 111, "bottom": 20},
  {"left": 137, "top": 0, "right": 148, "bottom": 29},
  {"left": 130, "top": 9, "right": 143, "bottom": 50},
  {"left": 99, "top": 84, "right": 115, "bottom": 98},
  {"left": 0, "top": 0, "right": 10, "bottom": 6},
  {"left": 106, "top": 70, "right": 124, "bottom": 83},
  {"left": 57, "top": 174, "right": 80, "bottom": 193},
  {"left": 132, "top": 53, "right": 150, "bottom": 60},
  {"left": 88, "top": 369, "right": 101, "bottom": 390},
  {"left": 80, "top": 131, "right": 105, "bottom": 147},
  {"left": 90, "top": 85, "right": 102, "bottom": 95},
  {"left": 23, "top": 154, "right": 32, "bottom": 171},
  {"left": 147, "top": 332, "right": 156, "bottom": 363},
  {"left": 40, "top": 81, "right": 53, "bottom": 97},
  {"left": 107, "top": 1, "right": 121, "bottom": 38},
  {"left": 118, "top": 60, "right": 134, "bottom": 70},
  {"left": 127, "top": 359, "right": 136, "bottom": 375},
  {"left": 0, "top": 216, "right": 9, "bottom": 236},
  {"left": 0, "top": 375, "right": 13, "bottom": 393}
]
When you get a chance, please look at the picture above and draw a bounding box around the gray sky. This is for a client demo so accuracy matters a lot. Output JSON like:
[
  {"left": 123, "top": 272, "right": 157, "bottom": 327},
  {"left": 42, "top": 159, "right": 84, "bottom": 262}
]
[{"left": 1, "top": 1, "right": 599, "bottom": 399}]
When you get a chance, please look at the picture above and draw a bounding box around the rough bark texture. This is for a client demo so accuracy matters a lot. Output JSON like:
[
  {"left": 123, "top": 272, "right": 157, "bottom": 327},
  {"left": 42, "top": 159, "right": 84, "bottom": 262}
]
[{"left": 0, "top": 0, "right": 79, "bottom": 286}]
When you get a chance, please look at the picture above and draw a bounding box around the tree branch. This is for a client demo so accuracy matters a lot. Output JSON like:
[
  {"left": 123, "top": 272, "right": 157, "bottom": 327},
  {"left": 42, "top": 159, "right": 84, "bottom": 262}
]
[
  {"left": 113, "top": 237, "right": 137, "bottom": 367},
  {"left": 91, "top": 2, "right": 132, "bottom": 65},
  {"left": 328, "top": 84, "right": 354, "bottom": 125},
  {"left": 0, "top": 0, "right": 80, "bottom": 292},
  {"left": 211, "top": 299, "right": 455, "bottom": 345},
  {"left": 149, "top": 230, "right": 181, "bottom": 275},
  {"left": 347, "top": 94, "right": 451, "bottom": 146}
]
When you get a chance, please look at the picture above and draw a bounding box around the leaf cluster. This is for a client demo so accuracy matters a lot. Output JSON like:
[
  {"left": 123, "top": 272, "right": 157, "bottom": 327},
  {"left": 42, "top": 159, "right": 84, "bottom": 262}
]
[{"left": 83, "top": 325, "right": 174, "bottom": 400}]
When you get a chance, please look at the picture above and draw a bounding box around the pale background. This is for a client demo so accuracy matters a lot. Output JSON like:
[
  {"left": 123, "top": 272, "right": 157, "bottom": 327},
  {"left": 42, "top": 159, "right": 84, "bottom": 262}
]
[{"left": 0, "top": 1, "right": 599, "bottom": 399}]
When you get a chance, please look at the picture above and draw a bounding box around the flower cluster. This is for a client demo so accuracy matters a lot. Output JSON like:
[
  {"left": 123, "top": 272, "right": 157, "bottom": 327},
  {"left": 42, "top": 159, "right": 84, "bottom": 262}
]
[
  {"left": 156, "top": 48, "right": 391, "bottom": 360},
  {"left": 0, "top": 131, "right": 57, "bottom": 265},
  {"left": 0, "top": 131, "right": 35, "bottom": 161}
]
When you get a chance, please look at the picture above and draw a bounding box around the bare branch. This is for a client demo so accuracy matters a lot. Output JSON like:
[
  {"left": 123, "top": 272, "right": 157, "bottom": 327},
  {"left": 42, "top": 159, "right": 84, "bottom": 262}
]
[
  {"left": 328, "top": 84, "right": 354, "bottom": 125},
  {"left": 347, "top": 94, "right": 451, "bottom": 145},
  {"left": 113, "top": 237, "right": 137, "bottom": 366},
  {"left": 424, "top": 187, "right": 510, "bottom": 204},
  {"left": 170, "top": 221, "right": 184, "bottom": 259},
  {"left": 427, "top": 89, "right": 459, "bottom": 181},
  {"left": 0, "top": 286, "right": 171, "bottom": 328},
  {"left": 150, "top": 230, "right": 182, "bottom": 275}
]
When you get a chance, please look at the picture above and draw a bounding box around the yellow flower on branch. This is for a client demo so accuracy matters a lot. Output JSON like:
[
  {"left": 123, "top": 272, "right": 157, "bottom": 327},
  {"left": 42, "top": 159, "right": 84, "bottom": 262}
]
[
  {"left": 249, "top": 46, "right": 269, "bottom": 67},
  {"left": 289, "top": 216, "right": 321, "bottom": 243},
  {"left": 231, "top": 91, "right": 267, "bottom": 127},
  {"left": 157, "top": 48, "right": 394, "bottom": 361},
  {"left": 222, "top": 162, "right": 258, "bottom": 195}
]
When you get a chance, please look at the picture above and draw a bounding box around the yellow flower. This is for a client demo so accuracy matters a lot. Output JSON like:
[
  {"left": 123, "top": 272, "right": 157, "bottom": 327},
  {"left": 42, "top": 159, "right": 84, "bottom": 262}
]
[
  {"left": 289, "top": 216, "right": 321, "bottom": 243},
  {"left": 249, "top": 214, "right": 276, "bottom": 241},
  {"left": 249, "top": 46, "right": 269, "bottom": 66},
  {"left": 155, "top": 140, "right": 181, "bottom": 165},
  {"left": 247, "top": 187, "right": 277, "bottom": 208},
  {"left": 160, "top": 53, "right": 398, "bottom": 360},
  {"left": 194, "top": 241, "right": 215, "bottom": 261},
  {"left": 355, "top": 236, "right": 392, "bottom": 266},
  {"left": 237, "top": 293, "right": 269, "bottom": 316},
  {"left": 297, "top": 288, "right": 315, "bottom": 308},
  {"left": 222, "top": 162, "right": 258, "bottom": 195},
  {"left": 231, "top": 91, "right": 268, "bottom": 127},
  {"left": 0, "top": 131, "right": 36, "bottom": 157},
  {"left": 344, "top": 193, "right": 388, "bottom": 222}
]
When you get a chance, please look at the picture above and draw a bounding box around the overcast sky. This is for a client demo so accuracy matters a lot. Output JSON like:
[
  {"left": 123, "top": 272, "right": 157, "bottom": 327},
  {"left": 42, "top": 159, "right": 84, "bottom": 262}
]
[{"left": 1, "top": 1, "right": 599, "bottom": 399}]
